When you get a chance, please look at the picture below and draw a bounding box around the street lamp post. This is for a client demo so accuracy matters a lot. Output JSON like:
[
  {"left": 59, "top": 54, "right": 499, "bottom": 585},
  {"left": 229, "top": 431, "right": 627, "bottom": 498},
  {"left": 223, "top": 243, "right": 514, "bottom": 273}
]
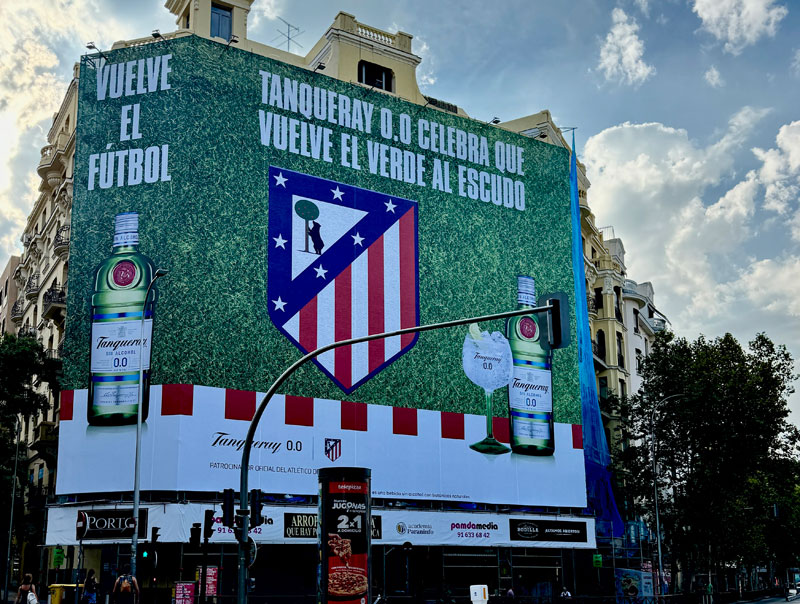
[
  {"left": 131, "top": 268, "right": 169, "bottom": 577},
  {"left": 651, "top": 393, "right": 684, "bottom": 595},
  {"left": 235, "top": 303, "right": 561, "bottom": 604}
]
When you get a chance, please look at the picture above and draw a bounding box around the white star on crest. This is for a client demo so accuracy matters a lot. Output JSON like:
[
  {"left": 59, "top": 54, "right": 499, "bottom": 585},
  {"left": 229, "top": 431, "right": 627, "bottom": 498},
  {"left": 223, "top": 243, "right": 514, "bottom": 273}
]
[
  {"left": 332, "top": 186, "right": 344, "bottom": 201},
  {"left": 385, "top": 199, "right": 396, "bottom": 213},
  {"left": 272, "top": 297, "right": 287, "bottom": 311},
  {"left": 352, "top": 232, "right": 364, "bottom": 246},
  {"left": 273, "top": 234, "right": 287, "bottom": 249},
  {"left": 314, "top": 265, "right": 328, "bottom": 279},
  {"left": 274, "top": 172, "right": 288, "bottom": 187}
]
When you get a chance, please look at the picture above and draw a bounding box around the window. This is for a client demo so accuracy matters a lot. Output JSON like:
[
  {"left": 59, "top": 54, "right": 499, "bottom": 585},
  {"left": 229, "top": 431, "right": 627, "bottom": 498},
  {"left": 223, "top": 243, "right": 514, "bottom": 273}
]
[
  {"left": 619, "top": 379, "right": 626, "bottom": 398},
  {"left": 358, "top": 60, "right": 394, "bottom": 92},
  {"left": 613, "top": 286, "right": 623, "bottom": 321},
  {"left": 29, "top": 469, "right": 34, "bottom": 485},
  {"left": 599, "top": 377, "right": 609, "bottom": 402},
  {"left": 210, "top": 3, "right": 232, "bottom": 41},
  {"left": 616, "top": 332, "right": 625, "bottom": 369},
  {"left": 38, "top": 466, "right": 44, "bottom": 483},
  {"left": 596, "top": 329, "right": 606, "bottom": 361},
  {"left": 594, "top": 287, "right": 603, "bottom": 310},
  {"left": 591, "top": 247, "right": 597, "bottom": 259},
  {"left": 635, "top": 349, "right": 643, "bottom": 372},
  {"left": 633, "top": 308, "right": 640, "bottom": 334}
]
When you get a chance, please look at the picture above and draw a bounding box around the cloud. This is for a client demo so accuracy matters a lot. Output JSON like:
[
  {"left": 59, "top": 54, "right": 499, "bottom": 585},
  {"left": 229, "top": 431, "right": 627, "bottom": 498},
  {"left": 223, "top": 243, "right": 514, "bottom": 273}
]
[
  {"left": 414, "top": 37, "right": 437, "bottom": 88},
  {"left": 249, "top": 0, "right": 282, "bottom": 29},
  {"left": 584, "top": 111, "right": 800, "bottom": 419},
  {"left": 0, "top": 1, "right": 129, "bottom": 264},
  {"left": 692, "top": 0, "right": 788, "bottom": 55},
  {"left": 752, "top": 120, "right": 800, "bottom": 236},
  {"left": 634, "top": 0, "right": 650, "bottom": 17},
  {"left": 583, "top": 107, "right": 769, "bottom": 315},
  {"left": 704, "top": 65, "right": 725, "bottom": 87},
  {"left": 598, "top": 8, "right": 655, "bottom": 86},
  {"left": 793, "top": 49, "right": 800, "bottom": 76}
]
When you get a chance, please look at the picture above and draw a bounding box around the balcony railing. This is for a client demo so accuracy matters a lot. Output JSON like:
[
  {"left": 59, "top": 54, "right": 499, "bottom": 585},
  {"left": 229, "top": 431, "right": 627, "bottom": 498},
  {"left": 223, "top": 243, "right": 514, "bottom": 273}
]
[
  {"left": 53, "top": 225, "right": 70, "bottom": 259},
  {"left": 10, "top": 300, "right": 23, "bottom": 323},
  {"left": 25, "top": 273, "right": 40, "bottom": 300},
  {"left": 42, "top": 286, "right": 66, "bottom": 322}
]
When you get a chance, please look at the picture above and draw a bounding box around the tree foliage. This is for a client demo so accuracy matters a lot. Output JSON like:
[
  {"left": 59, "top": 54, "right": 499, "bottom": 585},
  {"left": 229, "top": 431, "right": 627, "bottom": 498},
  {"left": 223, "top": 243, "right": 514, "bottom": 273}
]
[
  {"left": 611, "top": 331, "right": 799, "bottom": 590},
  {"left": 0, "top": 333, "right": 59, "bottom": 421}
]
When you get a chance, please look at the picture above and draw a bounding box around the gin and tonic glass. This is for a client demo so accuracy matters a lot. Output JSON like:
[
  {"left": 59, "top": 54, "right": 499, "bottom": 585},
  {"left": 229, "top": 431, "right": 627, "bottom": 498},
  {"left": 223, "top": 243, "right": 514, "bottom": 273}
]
[{"left": 462, "top": 327, "right": 513, "bottom": 455}]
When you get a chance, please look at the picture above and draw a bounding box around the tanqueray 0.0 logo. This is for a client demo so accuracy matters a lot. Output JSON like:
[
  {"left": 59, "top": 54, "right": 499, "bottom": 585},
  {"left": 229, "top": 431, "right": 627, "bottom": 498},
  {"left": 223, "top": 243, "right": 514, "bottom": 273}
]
[{"left": 267, "top": 167, "right": 420, "bottom": 393}]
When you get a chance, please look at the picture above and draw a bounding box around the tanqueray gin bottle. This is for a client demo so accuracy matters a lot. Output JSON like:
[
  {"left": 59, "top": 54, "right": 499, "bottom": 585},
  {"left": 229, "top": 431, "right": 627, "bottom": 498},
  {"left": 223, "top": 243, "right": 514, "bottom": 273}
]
[
  {"left": 88, "top": 212, "right": 158, "bottom": 426},
  {"left": 506, "top": 276, "right": 555, "bottom": 455}
]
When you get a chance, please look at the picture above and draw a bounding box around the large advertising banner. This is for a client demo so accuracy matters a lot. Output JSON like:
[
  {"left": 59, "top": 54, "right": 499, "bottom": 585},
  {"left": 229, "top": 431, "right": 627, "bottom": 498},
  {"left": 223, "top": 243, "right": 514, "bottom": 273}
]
[
  {"left": 57, "top": 385, "right": 585, "bottom": 506},
  {"left": 45, "top": 504, "right": 597, "bottom": 549},
  {"left": 61, "top": 36, "right": 584, "bottom": 506}
]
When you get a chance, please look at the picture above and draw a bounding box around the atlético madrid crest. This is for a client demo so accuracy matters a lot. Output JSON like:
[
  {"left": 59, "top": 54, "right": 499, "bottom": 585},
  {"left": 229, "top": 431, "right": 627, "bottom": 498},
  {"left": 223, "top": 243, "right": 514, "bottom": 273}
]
[{"left": 267, "top": 166, "right": 420, "bottom": 394}]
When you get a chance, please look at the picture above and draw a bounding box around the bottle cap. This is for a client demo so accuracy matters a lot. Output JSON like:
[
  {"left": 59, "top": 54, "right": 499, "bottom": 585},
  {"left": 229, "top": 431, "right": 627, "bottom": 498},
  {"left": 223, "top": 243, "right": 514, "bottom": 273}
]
[
  {"left": 517, "top": 275, "right": 536, "bottom": 306},
  {"left": 113, "top": 212, "right": 139, "bottom": 247}
]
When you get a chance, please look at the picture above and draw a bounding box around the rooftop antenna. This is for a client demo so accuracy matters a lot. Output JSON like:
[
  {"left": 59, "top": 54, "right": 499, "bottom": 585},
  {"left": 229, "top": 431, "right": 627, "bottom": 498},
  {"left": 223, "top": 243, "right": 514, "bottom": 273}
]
[{"left": 270, "top": 17, "right": 303, "bottom": 53}]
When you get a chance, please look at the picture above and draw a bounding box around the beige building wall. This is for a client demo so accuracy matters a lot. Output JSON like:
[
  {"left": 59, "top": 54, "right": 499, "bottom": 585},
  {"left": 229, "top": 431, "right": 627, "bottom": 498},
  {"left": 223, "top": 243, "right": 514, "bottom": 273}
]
[{"left": 0, "top": 255, "right": 21, "bottom": 335}]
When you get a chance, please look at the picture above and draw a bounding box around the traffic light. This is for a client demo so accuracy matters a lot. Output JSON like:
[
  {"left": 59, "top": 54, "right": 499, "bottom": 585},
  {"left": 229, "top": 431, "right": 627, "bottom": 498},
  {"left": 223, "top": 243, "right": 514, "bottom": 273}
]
[
  {"left": 221, "top": 488, "right": 235, "bottom": 528},
  {"left": 203, "top": 509, "right": 215, "bottom": 541},
  {"left": 189, "top": 522, "right": 201, "bottom": 547},
  {"left": 151, "top": 526, "right": 160, "bottom": 544},
  {"left": 250, "top": 489, "right": 264, "bottom": 527},
  {"left": 142, "top": 548, "right": 149, "bottom": 559}
]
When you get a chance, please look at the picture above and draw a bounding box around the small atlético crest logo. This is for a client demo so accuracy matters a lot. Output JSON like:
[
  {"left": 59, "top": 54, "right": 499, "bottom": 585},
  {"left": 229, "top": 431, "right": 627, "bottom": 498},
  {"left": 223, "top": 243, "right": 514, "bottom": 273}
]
[
  {"left": 324, "top": 438, "right": 342, "bottom": 462},
  {"left": 267, "top": 166, "right": 420, "bottom": 394}
]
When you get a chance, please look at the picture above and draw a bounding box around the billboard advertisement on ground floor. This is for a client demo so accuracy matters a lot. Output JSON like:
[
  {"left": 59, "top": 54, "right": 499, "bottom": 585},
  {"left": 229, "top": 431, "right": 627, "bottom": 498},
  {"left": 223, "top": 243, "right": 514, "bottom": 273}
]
[
  {"left": 46, "top": 503, "right": 596, "bottom": 549},
  {"left": 61, "top": 35, "right": 586, "bottom": 509},
  {"left": 56, "top": 385, "right": 585, "bottom": 506}
]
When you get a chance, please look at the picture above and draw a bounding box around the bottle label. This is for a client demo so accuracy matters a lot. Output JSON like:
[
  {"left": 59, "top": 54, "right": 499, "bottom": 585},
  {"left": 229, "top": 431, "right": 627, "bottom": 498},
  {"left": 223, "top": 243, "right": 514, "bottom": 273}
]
[
  {"left": 509, "top": 365, "right": 552, "bottom": 413},
  {"left": 92, "top": 383, "right": 140, "bottom": 408},
  {"left": 91, "top": 319, "right": 152, "bottom": 372},
  {"left": 512, "top": 419, "right": 551, "bottom": 440}
]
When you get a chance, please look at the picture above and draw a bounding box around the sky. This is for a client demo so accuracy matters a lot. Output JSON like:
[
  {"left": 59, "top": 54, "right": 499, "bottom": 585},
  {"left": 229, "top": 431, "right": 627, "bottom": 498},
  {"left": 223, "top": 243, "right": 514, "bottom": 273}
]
[{"left": 1, "top": 0, "right": 799, "bottom": 420}]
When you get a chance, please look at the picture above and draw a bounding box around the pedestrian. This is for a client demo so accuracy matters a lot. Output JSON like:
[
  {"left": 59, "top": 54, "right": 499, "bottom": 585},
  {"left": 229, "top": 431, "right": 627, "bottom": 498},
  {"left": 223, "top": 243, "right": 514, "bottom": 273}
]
[
  {"left": 560, "top": 586, "right": 572, "bottom": 600},
  {"left": 112, "top": 565, "right": 139, "bottom": 604},
  {"left": 506, "top": 586, "right": 515, "bottom": 599},
  {"left": 81, "top": 569, "right": 98, "bottom": 604},
  {"left": 15, "top": 574, "right": 37, "bottom": 604}
]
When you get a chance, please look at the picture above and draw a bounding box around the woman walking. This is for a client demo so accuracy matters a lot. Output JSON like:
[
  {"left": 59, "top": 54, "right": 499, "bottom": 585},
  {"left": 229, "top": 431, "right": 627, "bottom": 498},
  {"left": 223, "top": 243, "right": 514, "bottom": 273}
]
[{"left": 16, "top": 574, "right": 37, "bottom": 604}]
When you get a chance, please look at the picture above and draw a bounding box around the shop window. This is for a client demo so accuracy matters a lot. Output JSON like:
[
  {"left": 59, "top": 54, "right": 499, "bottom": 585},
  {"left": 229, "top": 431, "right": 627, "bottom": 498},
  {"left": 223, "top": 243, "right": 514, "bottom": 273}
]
[
  {"left": 211, "top": 3, "right": 232, "bottom": 41},
  {"left": 358, "top": 60, "right": 394, "bottom": 92}
]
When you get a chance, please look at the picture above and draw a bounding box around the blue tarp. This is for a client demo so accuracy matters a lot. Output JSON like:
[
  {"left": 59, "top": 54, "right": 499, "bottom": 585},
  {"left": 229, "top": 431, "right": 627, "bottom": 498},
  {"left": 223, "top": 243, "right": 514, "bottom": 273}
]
[{"left": 570, "top": 132, "right": 624, "bottom": 538}]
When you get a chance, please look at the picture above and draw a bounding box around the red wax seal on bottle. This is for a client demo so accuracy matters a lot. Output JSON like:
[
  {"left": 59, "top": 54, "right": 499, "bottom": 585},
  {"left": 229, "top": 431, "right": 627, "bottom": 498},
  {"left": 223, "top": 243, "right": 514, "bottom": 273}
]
[
  {"left": 519, "top": 317, "right": 537, "bottom": 339},
  {"left": 112, "top": 261, "right": 136, "bottom": 286}
]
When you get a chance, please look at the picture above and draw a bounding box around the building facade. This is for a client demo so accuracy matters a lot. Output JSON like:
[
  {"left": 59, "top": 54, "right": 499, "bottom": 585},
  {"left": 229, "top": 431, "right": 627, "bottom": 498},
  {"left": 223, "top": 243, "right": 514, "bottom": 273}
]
[{"left": 7, "top": 1, "right": 672, "bottom": 600}]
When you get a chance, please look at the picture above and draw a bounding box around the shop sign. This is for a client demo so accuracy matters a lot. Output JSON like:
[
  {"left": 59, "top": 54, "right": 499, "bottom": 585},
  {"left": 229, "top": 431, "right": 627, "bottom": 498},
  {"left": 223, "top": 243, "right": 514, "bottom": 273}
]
[{"left": 75, "top": 509, "right": 147, "bottom": 540}]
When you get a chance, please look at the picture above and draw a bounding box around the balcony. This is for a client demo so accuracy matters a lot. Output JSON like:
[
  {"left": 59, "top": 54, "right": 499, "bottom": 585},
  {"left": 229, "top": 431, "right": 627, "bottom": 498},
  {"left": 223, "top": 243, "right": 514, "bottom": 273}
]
[
  {"left": 53, "top": 226, "right": 70, "bottom": 260},
  {"left": 24, "top": 273, "right": 40, "bottom": 300},
  {"left": 42, "top": 286, "right": 66, "bottom": 323},
  {"left": 17, "top": 326, "right": 37, "bottom": 339},
  {"left": 10, "top": 300, "right": 23, "bottom": 324},
  {"left": 37, "top": 145, "right": 55, "bottom": 177}
]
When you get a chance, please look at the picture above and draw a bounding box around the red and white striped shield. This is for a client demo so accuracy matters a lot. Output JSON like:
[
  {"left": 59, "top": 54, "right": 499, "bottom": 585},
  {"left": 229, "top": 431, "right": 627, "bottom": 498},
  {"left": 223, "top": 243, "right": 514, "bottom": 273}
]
[{"left": 268, "top": 167, "right": 420, "bottom": 393}]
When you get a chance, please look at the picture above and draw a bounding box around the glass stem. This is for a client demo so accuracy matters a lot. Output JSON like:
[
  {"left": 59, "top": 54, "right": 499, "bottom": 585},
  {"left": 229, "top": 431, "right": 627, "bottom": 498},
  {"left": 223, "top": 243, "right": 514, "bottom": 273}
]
[{"left": 484, "top": 390, "right": 494, "bottom": 438}]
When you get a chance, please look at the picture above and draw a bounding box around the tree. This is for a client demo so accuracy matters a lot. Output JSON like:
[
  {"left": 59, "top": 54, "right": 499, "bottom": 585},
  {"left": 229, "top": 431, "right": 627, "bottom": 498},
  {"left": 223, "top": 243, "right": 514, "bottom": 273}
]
[
  {"left": 0, "top": 333, "right": 60, "bottom": 420},
  {"left": 0, "top": 333, "right": 60, "bottom": 584},
  {"left": 612, "top": 331, "right": 798, "bottom": 593}
]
